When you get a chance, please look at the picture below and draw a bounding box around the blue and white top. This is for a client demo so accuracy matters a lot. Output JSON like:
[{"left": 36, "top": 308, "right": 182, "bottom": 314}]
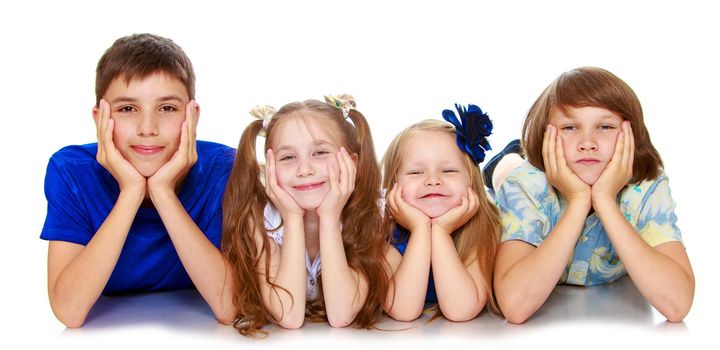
[
  {"left": 263, "top": 204, "right": 321, "bottom": 300},
  {"left": 495, "top": 161, "right": 683, "bottom": 286}
]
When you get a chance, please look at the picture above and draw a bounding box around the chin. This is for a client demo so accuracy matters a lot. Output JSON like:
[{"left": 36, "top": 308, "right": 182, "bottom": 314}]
[
  {"left": 418, "top": 205, "right": 452, "bottom": 219},
  {"left": 576, "top": 172, "right": 601, "bottom": 186}
]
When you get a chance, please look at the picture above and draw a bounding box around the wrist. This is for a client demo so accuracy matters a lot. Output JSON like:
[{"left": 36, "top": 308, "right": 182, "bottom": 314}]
[{"left": 118, "top": 186, "right": 146, "bottom": 208}]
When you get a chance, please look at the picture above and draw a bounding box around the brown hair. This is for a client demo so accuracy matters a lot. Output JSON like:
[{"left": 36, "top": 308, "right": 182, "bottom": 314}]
[
  {"left": 521, "top": 66, "right": 663, "bottom": 182},
  {"left": 222, "top": 100, "right": 388, "bottom": 335},
  {"left": 95, "top": 33, "right": 195, "bottom": 105},
  {"left": 381, "top": 119, "right": 501, "bottom": 317}
]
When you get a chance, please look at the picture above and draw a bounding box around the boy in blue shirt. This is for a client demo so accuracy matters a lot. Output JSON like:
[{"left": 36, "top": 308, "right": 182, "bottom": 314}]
[{"left": 41, "top": 33, "right": 235, "bottom": 327}]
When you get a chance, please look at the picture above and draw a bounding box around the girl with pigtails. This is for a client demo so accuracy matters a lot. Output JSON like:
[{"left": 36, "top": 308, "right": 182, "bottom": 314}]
[
  {"left": 221, "top": 96, "right": 389, "bottom": 335},
  {"left": 381, "top": 105, "right": 501, "bottom": 322}
]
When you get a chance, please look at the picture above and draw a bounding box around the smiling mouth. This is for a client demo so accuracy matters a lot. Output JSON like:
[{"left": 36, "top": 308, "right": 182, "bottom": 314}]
[
  {"left": 131, "top": 146, "right": 164, "bottom": 155},
  {"left": 293, "top": 182, "right": 326, "bottom": 191}
]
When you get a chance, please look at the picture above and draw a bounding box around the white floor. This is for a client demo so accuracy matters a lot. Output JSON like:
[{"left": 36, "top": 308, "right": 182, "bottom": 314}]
[{"left": 34, "top": 277, "right": 700, "bottom": 350}]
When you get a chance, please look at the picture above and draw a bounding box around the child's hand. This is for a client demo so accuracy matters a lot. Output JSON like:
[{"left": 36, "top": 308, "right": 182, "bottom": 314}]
[
  {"left": 592, "top": 121, "right": 634, "bottom": 204},
  {"left": 148, "top": 101, "right": 199, "bottom": 196},
  {"left": 386, "top": 183, "right": 431, "bottom": 233},
  {"left": 265, "top": 149, "right": 305, "bottom": 220},
  {"left": 431, "top": 187, "right": 479, "bottom": 235},
  {"left": 543, "top": 125, "right": 591, "bottom": 206},
  {"left": 317, "top": 147, "right": 356, "bottom": 219},
  {"left": 94, "top": 99, "right": 146, "bottom": 194}
]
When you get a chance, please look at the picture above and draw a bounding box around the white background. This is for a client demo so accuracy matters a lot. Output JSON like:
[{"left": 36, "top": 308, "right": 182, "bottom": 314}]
[{"left": 1, "top": 0, "right": 718, "bottom": 349}]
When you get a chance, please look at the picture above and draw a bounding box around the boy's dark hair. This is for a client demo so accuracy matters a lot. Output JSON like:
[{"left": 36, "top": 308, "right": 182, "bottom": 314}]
[{"left": 95, "top": 33, "right": 195, "bottom": 105}]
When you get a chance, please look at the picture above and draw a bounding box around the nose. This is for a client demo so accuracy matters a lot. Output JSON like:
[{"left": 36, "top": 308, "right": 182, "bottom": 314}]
[
  {"left": 296, "top": 157, "right": 314, "bottom": 178},
  {"left": 424, "top": 173, "right": 442, "bottom": 186},
  {"left": 137, "top": 111, "right": 159, "bottom": 137},
  {"left": 577, "top": 131, "right": 598, "bottom": 152}
]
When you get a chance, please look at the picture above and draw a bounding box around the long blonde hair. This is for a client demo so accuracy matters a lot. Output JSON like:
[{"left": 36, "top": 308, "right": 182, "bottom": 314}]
[
  {"left": 222, "top": 100, "right": 388, "bottom": 335},
  {"left": 381, "top": 119, "right": 501, "bottom": 317}
]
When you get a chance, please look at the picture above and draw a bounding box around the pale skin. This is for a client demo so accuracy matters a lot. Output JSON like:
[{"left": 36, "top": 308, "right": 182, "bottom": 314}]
[
  {"left": 384, "top": 185, "right": 487, "bottom": 322},
  {"left": 46, "top": 91, "right": 242, "bottom": 328},
  {"left": 250, "top": 144, "right": 367, "bottom": 329},
  {"left": 383, "top": 131, "right": 488, "bottom": 321},
  {"left": 494, "top": 121, "right": 695, "bottom": 324}
]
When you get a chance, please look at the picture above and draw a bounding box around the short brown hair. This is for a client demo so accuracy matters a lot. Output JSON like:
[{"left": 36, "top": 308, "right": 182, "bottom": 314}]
[
  {"left": 521, "top": 66, "right": 663, "bottom": 183},
  {"left": 95, "top": 33, "right": 195, "bottom": 105}
]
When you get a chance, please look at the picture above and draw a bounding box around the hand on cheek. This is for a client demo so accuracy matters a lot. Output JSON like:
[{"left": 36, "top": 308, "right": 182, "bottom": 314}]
[
  {"left": 431, "top": 187, "right": 479, "bottom": 235},
  {"left": 592, "top": 121, "right": 634, "bottom": 205},
  {"left": 542, "top": 125, "right": 591, "bottom": 207},
  {"left": 265, "top": 149, "right": 305, "bottom": 220},
  {"left": 148, "top": 100, "right": 199, "bottom": 197},
  {"left": 94, "top": 99, "right": 146, "bottom": 195},
  {"left": 387, "top": 183, "right": 431, "bottom": 233},
  {"left": 318, "top": 148, "right": 356, "bottom": 219}
]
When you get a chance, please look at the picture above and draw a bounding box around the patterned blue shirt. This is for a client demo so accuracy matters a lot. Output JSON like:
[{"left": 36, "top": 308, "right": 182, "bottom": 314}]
[{"left": 496, "top": 162, "right": 682, "bottom": 286}]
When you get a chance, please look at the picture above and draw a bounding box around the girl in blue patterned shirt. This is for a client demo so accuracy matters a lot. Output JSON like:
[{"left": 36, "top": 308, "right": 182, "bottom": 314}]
[{"left": 492, "top": 67, "right": 694, "bottom": 323}]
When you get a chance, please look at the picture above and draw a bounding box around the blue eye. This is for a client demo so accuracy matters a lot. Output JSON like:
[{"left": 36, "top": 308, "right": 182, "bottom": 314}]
[
  {"left": 599, "top": 124, "right": 615, "bottom": 130},
  {"left": 561, "top": 125, "right": 577, "bottom": 131}
]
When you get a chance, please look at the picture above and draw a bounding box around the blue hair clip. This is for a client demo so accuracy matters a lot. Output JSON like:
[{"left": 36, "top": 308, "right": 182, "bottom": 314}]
[{"left": 442, "top": 104, "right": 493, "bottom": 164}]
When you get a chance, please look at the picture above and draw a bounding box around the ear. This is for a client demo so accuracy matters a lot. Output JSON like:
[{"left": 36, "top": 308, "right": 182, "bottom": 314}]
[
  {"left": 192, "top": 101, "right": 201, "bottom": 124},
  {"left": 351, "top": 152, "right": 359, "bottom": 167},
  {"left": 92, "top": 105, "right": 99, "bottom": 125}
]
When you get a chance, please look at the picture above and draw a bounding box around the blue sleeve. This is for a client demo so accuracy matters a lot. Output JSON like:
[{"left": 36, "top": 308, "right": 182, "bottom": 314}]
[
  {"left": 635, "top": 176, "right": 683, "bottom": 247},
  {"left": 495, "top": 175, "right": 551, "bottom": 247},
  {"left": 40, "top": 155, "right": 93, "bottom": 245}
]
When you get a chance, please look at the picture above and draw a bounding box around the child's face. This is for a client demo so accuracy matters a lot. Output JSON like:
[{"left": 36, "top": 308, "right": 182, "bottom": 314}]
[
  {"left": 396, "top": 131, "right": 471, "bottom": 218},
  {"left": 95, "top": 72, "right": 190, "bottom": 177},
  {"left": 549, "top": 106, "right": 624, "bottom": 185},
  {"left": 270, "top": 115, "right": 342, "bottom": 210}
]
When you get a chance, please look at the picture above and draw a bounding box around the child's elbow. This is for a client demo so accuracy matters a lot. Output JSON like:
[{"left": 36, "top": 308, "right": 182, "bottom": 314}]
[
  {"left": 327, "top": 316, "right": 351, "bottom": 328},
  {"left": 502, "top": 308, "right": 531, "bottom": 324},
  {"left": 53, "top": 309, "right": 88, "bottom": 329},
  {"left": 50, "top": 301, "right": 88, "bottom": 328},
  {"left": 277, "top": 314, "right": 305, "bottom": 330},
  {"left": 662, "top": 303, "right": 691, "bottom": 323},
  {"left": 442, "top": 302, "right": 485, "bottom": 322},
  {"left": 214, "top": 312, "right": 236, "bottom": 326},
  {"left": 386, "top": 304, "right": 423, "bottom": 322}
]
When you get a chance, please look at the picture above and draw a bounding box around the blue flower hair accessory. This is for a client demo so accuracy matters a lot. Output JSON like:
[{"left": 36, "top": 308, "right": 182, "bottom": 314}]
[{"left": 442, "top": 104, "right": 493, "bottom": 164}]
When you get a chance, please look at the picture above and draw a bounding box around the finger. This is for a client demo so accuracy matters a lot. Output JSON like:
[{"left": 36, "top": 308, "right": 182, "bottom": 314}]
[
  {"left": 612, "top": 127, "right": 625, "bottom": 169},
  {"left": 387, "top": 183, "right": 398, "bottom": 214},
  {"left": 341, "top": 148, "right": 356, "bottom": 192},
  {"left": 547, "top": 125, "right": 558, "bottom": 175},
  {"left": 555, "top": 133, "right": 569, "bottom": 171},
  {"left": 542, "top": 125, "right": 552, "bottom": 172},
  {"left": 187, "top": 101, "right": 198, "bottom": 164},
  {"left": 266, "top": 149, "right": 278, "bottom": 196},
  {"left": 626, "top": 123, "right": 635, "bottom": 173},
  {"left": 334, "top": 150, "right": 347, "bottom": 193},
  {"left": 327, "top": 158, "right": 338, "bottom": 193},
  {"left": 177, "top": 120, "right": 189, "bottom": 161}
]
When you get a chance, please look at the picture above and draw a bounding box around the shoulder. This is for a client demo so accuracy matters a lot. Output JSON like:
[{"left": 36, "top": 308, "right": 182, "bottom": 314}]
[
  {"left": 48, "top": 143, "right": 99, "bottom": 168},
  {"left": 497, "top": 161, "right": 554, "bottom": 208},
  {"left": 196, "top": 141, "right": 235, "bottom": 167}
]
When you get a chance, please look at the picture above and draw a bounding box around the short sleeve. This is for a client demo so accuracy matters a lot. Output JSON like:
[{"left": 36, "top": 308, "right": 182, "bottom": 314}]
[
  {"left": 635, "top": 177, "right": 683, "bottom": 247},
  {"left": 495, "top": 175, "right": 551, "bottom": 247},
  {"left": 40, "top": 156, "right": 93, "bottom": 245}
]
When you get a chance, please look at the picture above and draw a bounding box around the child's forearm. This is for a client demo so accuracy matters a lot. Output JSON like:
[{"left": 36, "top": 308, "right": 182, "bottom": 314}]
[
  {"left": 318, "top": 216, "right": 368, "bottom": 327},
  {"left": 262, "top": 216, "right": 307, "bottom": 329},
  {"left": 494, "top": 200, "right": 589, "bottom": 323},
  {"left": 48, "top": 189, "right": 143, "bottom": 328},
  {"left": 430, "top": 230, "right": 485, "bottom": 321},
  {"left": 384, "top": 224, "right": 432, "bottom": 321},
  {"left": 150, "top": 190, "right": 237, "bottom": 324},
  {"left": 594, "top": 198, "right": 695, "bottom": 322}
]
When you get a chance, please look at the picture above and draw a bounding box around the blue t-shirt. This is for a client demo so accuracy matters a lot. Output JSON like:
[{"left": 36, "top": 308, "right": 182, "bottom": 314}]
[
  {"left": 391, "top": 226, "right": 438, "bottom": 304},
  {"left": 40, "top": 141, "right": 235, "bottom": 295}
]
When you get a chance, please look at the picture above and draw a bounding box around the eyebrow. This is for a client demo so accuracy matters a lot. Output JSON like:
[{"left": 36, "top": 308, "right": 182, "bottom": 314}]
[
  {"left": 110, "top": 95, "right": 185, "bottom": 104},
  {"left": 274, "top": 140, "right": 337, "bottom": 153}
]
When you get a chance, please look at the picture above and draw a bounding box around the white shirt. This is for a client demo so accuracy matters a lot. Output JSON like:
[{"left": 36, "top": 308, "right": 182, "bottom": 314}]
[{"left": 263, "top": 204, "right": 321, "bottom": 300}]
